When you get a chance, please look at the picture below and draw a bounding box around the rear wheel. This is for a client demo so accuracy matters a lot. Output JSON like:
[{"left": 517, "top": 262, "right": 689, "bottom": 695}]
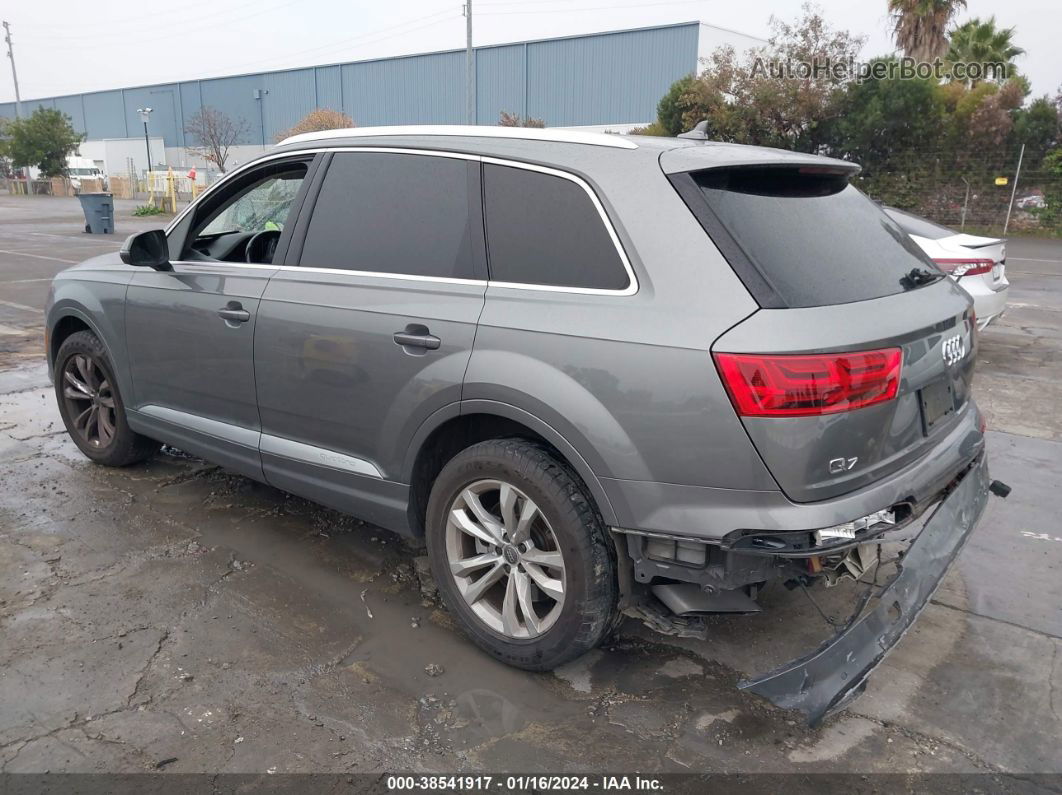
[
  {"left": 55, "top": 330, "right": 159, "bottom": 466},
  {"left": 426, "top": 438, "right": 617, "bottom": 670}
]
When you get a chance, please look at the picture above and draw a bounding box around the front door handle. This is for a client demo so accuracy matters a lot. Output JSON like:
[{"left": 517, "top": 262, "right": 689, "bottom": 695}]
[
  {"left": 218, "top": 303, "right": 250, "bottom": 324},
  {"left": 393, "top": 327, "right": 441, "bottom": 350}
]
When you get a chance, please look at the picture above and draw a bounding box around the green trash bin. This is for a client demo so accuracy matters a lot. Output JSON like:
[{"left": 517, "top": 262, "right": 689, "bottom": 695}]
[{"left": 77, "top": 192, "right": 114, "bottom": 234}]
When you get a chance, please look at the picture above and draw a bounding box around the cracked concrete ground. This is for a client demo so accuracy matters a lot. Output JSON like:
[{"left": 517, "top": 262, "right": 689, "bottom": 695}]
[{"left": 0, "top": 196, "right": 1060, "bottom": 776}]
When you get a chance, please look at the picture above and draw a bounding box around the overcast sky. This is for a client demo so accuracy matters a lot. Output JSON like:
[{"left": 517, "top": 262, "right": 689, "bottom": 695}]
[{"left": 2, "top": 0, "right": 1059, "bottom": 104}]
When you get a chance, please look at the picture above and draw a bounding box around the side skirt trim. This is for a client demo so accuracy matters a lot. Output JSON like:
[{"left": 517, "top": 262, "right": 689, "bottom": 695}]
[
  {"left": 138, "top": 404, "right": 261, "bottom": 448},
  {"left": 259, "top": 434, "right": 383, "bottom": 479},
  {"left": 136, "top": 405, "right": 383, "bottom": 478}
]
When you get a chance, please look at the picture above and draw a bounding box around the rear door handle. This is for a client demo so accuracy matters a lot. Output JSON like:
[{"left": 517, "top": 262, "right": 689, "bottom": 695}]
[
  {"left": 218, "top": 304, "right": 250, "bottom": 323},
  {"left": 393, "top": 329, "right": 441, "bottom": 350}
]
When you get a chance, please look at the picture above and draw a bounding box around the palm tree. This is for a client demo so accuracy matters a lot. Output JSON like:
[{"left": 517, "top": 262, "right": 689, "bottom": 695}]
[
  {"left": 888, "top": 0, "right": 967, "bottom": 62},
  {"left": 946, "top": 17, "right": 1025, "bottom": 83}
]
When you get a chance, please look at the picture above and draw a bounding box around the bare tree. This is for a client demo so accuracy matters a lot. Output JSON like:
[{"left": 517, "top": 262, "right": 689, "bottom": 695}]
[
  {"left": 498, "top": 110, "right": 546, "bottom": 128},
  {"left": 184, "top": 106, "right": 250, "bottom": 172}
]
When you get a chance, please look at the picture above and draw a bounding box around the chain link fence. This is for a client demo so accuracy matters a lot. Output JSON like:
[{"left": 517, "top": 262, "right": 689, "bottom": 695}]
[{"left": 853, "top": 147, "right": 1060, "bottom": 237}]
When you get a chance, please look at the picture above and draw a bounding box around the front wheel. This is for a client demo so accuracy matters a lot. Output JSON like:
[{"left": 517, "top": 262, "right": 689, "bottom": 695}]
[
  {"left": 54, "top": 330, "right": 160, "bottom": 467},
  {"left": 425, "top": 438, "right": 617, "bottom": 670}
]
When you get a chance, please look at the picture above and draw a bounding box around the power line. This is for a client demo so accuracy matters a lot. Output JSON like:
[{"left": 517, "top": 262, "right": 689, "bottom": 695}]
[
  {"left": 478, "top": 0, "right": 713, "bottom": 15},
  {"left": 17, "top": 0, "right": 309, "bottom": 44},
  {"left": 16, "top": 0, "right": 299, "bottom": 38},
  {"left": 207, "top": 10, "right": 457, "bottom": 75},
  {"left": 8, "top": 9, "right": 458, "bottom": 97}
]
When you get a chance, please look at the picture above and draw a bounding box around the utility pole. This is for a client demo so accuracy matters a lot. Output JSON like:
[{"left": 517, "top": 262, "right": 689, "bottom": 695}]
[
  {"left": 1003, "top": 143, "right": 1025, "bottom": 237},
  {"left": 138, "top": 107, "right": 153, "bottom": 182},
  {"left": 2, "top": 21, "right": 22, "bottom": 119},
  {"left": 463, "top": 0, "right": 474, "bottom": 125}
]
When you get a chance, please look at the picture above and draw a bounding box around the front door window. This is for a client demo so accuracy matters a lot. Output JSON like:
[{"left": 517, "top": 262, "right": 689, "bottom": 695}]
[{"left": 185, "top": 162, "right": 308, "bottom": 264}]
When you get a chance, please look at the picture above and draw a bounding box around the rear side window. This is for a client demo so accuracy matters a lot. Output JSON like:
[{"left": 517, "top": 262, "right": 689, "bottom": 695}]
[
  {"left": 299, "top": 152, "right": 476, "bottom": 279},
  {"left": 483, "top": 164, "right": 630, "bottom": 291},
  {"left": 690, "top": 167, "right": 940, "bottom": 308}
]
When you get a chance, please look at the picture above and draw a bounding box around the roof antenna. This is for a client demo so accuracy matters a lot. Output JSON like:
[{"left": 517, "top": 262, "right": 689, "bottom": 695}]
[{"left": 677, "top": 120, "right": 711, "bottom": 140}]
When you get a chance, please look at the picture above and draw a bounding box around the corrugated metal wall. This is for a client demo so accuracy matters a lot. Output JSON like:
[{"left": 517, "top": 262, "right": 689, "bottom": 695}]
[{"left": 0, "top": 22, "right": 700, "bottom": 147}]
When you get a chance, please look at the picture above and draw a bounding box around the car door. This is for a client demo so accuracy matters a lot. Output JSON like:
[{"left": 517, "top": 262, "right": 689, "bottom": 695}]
[
  {"left": 124, "top": 155, "right": 317, "bottom": 480},
  {"left": 253, "top": 150, "right": 487, "bottom": 532}
]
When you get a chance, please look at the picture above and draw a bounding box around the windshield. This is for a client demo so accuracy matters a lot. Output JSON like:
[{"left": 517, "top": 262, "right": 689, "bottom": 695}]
[
  {"left": 200, "top": 170, "right": 305, "bottom": 236},
  {"left": 692, "top": 167, "right": 943, "bottom": 308}
]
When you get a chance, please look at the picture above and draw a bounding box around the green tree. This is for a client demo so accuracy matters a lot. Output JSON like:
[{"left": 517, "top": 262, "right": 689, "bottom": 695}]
[
  {"left": 0, "top": 116, "right": 12, "bottom": 177},
  {"left": 888, "top": 0, "right": 967, "bottom": 62},
  {"left": 825, "top": 58, "right": 946, "bottom": 163},
  {"left": 942, "top": 78, "right": 1025, "bottom": 164},
  {"left": 820, "top": 59, "right": 946, "bottom": 209},
  {"left": 1036, "top": 147, "right": 1062, "bottom": 228},
  {"left": 1, "top": 107, "right": 83, "bottom": 177},
  {"left": 655, "top": 75, "right": 701, "bottom": 137},
  {"left": 946, "top": 17, "right": 1025, "bottom": 84},
  {"left": 1011, "top": 96, "right": 1060, "bottom": 168},
  {"left": 641, "top": 6, "right": 864, "bottom": 147}
]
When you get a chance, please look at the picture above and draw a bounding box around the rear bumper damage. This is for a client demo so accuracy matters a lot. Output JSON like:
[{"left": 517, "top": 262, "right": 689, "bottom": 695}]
[{"left": 738, "top": 451, "right": 991, "bottom": 725}]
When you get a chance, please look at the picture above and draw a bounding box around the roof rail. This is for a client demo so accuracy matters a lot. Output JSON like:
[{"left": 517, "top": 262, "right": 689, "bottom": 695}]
[{"left": 276, "top": 124, "right": 638, "bottom": 149}]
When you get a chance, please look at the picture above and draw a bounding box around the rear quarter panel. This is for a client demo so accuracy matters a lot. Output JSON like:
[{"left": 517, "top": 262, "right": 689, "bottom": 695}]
[{"left": 463, "top": 148, "right": 775, "bottom": 491}]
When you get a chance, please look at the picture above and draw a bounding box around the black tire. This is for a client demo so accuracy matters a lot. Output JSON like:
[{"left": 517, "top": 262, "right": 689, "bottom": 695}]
[
  {"left": 54, "top": 330, "right": 160, "bottom": 467},
  {"left": 425, "top": 438, "right": 617, "bottom": 670}
]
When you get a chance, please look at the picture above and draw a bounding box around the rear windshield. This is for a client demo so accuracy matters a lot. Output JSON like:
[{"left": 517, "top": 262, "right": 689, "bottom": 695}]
[
  {"left": 883, "top": 206, "right": 956, "bottom": 240},
  {"left": 692, "top": 168, "right": 941, "bottom": 308}
]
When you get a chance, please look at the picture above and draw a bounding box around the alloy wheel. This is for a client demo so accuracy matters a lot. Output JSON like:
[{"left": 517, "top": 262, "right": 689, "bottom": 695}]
[
  {"left": 61, "top": 353, "right": 117, "bottom": 448},
  {"left": 444, "top": 479, "right": 566, "bottom": 639}
]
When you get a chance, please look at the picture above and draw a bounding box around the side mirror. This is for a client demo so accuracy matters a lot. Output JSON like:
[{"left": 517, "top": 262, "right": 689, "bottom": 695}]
[{"left": 119, "top": 229, "right": 171, "bottom": 270}]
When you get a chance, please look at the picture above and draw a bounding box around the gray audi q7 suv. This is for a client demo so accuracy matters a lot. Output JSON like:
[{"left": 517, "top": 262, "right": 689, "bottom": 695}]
[{"left": 45, "top": 126, "right": 999, "bottom": 723}]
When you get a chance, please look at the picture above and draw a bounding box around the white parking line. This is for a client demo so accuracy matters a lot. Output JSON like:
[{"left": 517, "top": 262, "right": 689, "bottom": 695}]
[
  {"left": 1009, "top": 257, "right": 1062, "bottom": 264},
  {"left": 1021, "top": 530, "right": 1062, "bottom": 544},
  {"left": 0, "top": 299, "right": 42, "bottom": 314},
  {"left": 1008, "top": 301, "right": 1060, "bottom": 312},
  {"left": 0, "top": 249, "right": 77, "bottom": 264},
  {"left": 28, "top": 232, "right": 120, "bottom": 245}
]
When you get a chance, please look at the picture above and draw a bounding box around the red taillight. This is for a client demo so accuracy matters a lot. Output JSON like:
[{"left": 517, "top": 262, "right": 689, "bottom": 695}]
[
  {"left": 713, "top": 349, "right": 903, "bottom": 417},
  {"left": 933, "top": 258, "right": 993, "bottom": 277}
]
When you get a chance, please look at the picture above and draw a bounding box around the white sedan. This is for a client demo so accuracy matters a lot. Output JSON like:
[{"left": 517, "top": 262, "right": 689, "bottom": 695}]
[{"left": 885, "top": 207, "right": 1009, "bottom": 330}]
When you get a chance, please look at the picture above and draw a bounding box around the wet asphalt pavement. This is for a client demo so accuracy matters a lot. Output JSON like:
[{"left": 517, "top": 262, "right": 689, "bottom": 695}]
[{"left": 0, "top": 195, "right": 1059, "bottom": 777}]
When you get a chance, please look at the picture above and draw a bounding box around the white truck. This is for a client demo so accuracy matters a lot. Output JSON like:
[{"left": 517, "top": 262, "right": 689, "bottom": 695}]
[{"left": 65, "top": 156, "right": 107, "bottom": 192}]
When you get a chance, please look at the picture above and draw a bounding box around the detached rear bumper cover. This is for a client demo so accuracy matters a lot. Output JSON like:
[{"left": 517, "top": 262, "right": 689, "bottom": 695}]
[{"left": 739, "top": 452, "right": 990, "bottom": 725}]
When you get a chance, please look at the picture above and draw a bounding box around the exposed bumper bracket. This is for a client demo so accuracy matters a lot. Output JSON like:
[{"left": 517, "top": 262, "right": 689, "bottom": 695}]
[{"left": 738, "top": 453, "right": 991, "bottom": 726}]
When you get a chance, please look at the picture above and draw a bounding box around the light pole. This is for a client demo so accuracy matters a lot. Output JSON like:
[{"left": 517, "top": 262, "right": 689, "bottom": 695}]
[{"left": 137, "top": 107, "right": 153, "bottom": 176}]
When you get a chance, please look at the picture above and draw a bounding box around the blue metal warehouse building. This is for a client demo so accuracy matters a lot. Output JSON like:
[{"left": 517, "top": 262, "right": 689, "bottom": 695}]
[{"left": 0, "top": 21, "right": 763, "bottom": 164}]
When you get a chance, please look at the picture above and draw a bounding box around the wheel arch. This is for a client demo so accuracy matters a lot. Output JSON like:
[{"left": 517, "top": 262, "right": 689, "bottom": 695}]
[
  {"left": 403, "top": 402, "right": 619, "bottom": 537},
  {"left": 49, "top": 312, "right": 95, "bottom": 370},
  {"left": 47, "top": 286, "right": 133, "bottom": 403}
]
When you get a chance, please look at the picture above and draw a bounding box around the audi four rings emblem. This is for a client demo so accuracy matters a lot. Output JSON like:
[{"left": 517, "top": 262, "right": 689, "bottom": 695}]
[{"left": 942, "top": 334, "right": 966, "bottom": 366}]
